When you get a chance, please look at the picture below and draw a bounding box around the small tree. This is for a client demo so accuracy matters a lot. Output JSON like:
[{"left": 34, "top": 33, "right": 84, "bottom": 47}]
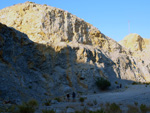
[{"left": 96, "top": 77, "right": 111, "bottom": 90}]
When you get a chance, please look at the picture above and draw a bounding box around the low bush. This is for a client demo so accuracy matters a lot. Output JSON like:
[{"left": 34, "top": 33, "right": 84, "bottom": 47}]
[
  {"left": 89, "top": 109, "right": 105, "bottom": 113},
  {"left": 79, "top": 97, "right": 84, "bottom": 103},
  {"left": 93, "top": 99, "right": 97, "bottom": 105},
  {"left": 140, "top": 104, "right": 148, "bottom": 113},
  {"left": 115, "top": 81, "right": 118, "bottom": 84},
  {"left": 132, "top": 82, "right": 139, "bottom": 85},
  {"left": 96, "top": 78, "right": 111, "bottom": 90},
  {"left": 134, "top": 102, "right": 138, "bottom": 106},
  {"left": 54, "top": 97, "right": 61, "bottom": 102},
  {"left": 109, "top": 103, "right": 122, "bottom": 113},
  {"left": 17, "top": 99, "right": 38, "bottom": 113},
  {"left": 44, "top": 99, "right": 51, "bottom": 106},
  {"left": 127, "top": 105, "right": 139, "bottom": 113},
  {"left": 42, "top": 109, "right": 55, "bottom": 113}
]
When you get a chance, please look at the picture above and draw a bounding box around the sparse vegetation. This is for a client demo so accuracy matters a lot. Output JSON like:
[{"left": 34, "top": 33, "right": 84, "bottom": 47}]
[
  {"left": 96, "top": 77, "right": 111, "bottom": 90},
  {"left": 109, "top": 103, "right": 122, "bottom": 113},
  {"left": 75, "top": 102, "right": 150, "bottom": 113},
  {"left": 89, "top": 109, "right": 105, "bottom": 113},
  {"left": 140, "top": 104, "right": 148, "bottom": 113},
  {"left": 17, "top": 99, "right": 38, "bottom": 113},
  {"left": 44, "top": 99, "right": 51, "bottom": 106},
  {"left": 28, "top": 85, "right": 32, "bottom": 89},
  {"left": 79, "top": 97, "right": 85, "bottom": 103},
  {"left": 134, "top": 102, "right": 138, "bottom": 106},
  {"left": 132, "top": 82, "right": 140, "bottom": 85},
  {"left": 115, "top": 81, "right": 118, "bottom": 84},
  {"left": 127, "top": 104, "right": 150, "bottom": 113},
  {"left": 43, "top": 4, "right": 47, "bottom": 6},
  {"left": 132, "top": 82, "right": 150, "bottom": 85},
  {"left": 77, "top": 91, "right": 83, "bottom": 95},
  {"left": 54, "top": 97, "right": 61, "bottom": 102},
  {"left": 87, "top": 102, "right": 94, "bottom": 106},
  {"left": 104, "top": 102, "right": 122, "bottom": 113},
  {"left": 127, "top": 105, "right": 139, "bottom": 113},
  {"left": 75, "top": 107, "right": 88, "bottom": 113},
  {"left": 93, "top": 99, "right": 97, "bottom": 105},
  {"left": 42, "top": 109, "right": 55, "bottom": 113}
]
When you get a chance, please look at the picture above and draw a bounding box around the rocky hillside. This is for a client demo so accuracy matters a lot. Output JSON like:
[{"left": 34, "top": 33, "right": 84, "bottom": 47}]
[
  {"left": 0, "top": 2, "right": 150, "bottom": 103},
  {"left": 119, "top": 33, "right": 150, "bottom": 74}
]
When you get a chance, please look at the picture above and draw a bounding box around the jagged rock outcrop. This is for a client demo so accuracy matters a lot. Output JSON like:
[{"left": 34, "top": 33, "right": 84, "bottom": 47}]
[
  {"left": 0, "top": 2, "right": 150, "bottom": 103},
  {"left": 119, "top": 33, "right": 145, "bottom": 51},
  {"left": 119, "top": 33, "right": 150, "bottom": 81},
  {"left": 119, "top": 33, "right": 150, "bottom": 51},
  {"left": 0, "top": 1, "right": 123, "bottom": 52}
]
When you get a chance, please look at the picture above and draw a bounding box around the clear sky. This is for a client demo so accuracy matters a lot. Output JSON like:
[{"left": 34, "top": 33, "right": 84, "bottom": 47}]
[{"left": 0, "top": 0, "right": 150, "bottom": 41}]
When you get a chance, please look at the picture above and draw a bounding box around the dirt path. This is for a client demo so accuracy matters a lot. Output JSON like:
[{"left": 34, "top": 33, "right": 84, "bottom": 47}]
[
  {"left": 86, "top": 85, "right": 150, "bottom": 105},
  {"left": 40, "top": 85, "right": 150, "bottom": 112}
]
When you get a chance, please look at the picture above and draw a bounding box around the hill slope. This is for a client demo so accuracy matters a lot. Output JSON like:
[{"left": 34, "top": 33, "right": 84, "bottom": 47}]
[{"left": 0, "top": 2, "right": 150, "bottom": 103}]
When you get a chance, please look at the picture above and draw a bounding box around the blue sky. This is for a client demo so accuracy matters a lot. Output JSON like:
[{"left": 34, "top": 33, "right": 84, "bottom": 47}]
[{"left": 0, "top": 0, "right": 150, "bottom": 41}]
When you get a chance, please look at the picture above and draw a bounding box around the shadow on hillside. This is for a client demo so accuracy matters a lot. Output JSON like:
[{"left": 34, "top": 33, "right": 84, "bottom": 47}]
[{"left": 0, "top": 23, "right": 135, "bottom": 103}]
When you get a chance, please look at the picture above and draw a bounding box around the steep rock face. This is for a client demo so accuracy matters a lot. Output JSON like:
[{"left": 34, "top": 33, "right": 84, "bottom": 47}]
[
  {"left": 0, "top": 2, "right": 150, "bottom": 102},
  {"left": 119, "top": 33, "right": 150, "bottom": 81},
  {"left": 0, "top": 1, "right": 111, "bottom": 50}
]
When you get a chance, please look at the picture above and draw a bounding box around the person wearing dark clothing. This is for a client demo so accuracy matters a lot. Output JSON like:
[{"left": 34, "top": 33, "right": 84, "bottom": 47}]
[
  {"left": 72, "top": 92, "right": 76, "bottom": 101},
  {"left": 120, "top": 84, "right": 122, "bottom": 88},
  {"left": 67, "top": 93, "right": 70, "bottom": 101}
]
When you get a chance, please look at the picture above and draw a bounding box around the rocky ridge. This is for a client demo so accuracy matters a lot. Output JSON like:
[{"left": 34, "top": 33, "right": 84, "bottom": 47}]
[
  {"left": 119, "top": 34, "right": 150, "bottom": 68},
  {"left": 0, "top": 2, "right": 150, "bottom": 103}
]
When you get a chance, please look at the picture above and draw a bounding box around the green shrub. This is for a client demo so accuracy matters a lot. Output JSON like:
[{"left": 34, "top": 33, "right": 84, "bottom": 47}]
[
  {"left": 6, "top": 105, "right": 17, "bottom": 113},
  {"left": 0, "top": 108, "right": 3, "bottom": 112},
  {"left": 44, "top": 99, "right": 51, "bottom": 106},
  {"left": 134, "top": 102, "right": 138, "bottom": 106},
  {"left": 115, "top": 81, "right": 118, "bottom": 84},
  {"left": 17, "top": 99, "right": 38, "bottom": 113},
  {"left": 144, "top": 82, "right": 150, "bottom": 85},
  {"left": 79, "top": 97, "right": 84, "bottom": 103},
  {"left": 140, "top": 104, "right": 148, "bottom": 113},
  {"left": 28, "top": 85, "right": 32, "bottom": 89},
  {"left": 132, "top": 82, "right": 138, "bottom": 85},
  {"left": 105, "top": 103, "right": 122, "bottom": 113},
  {"left": 96, "top": 78, "right": 111, "bottom": 90},
  {"left": 42, "top": 109, "right": 55, "bottom": 113},
  {"left": 54, "top": 97, "right": 61, "bottom": 102}
]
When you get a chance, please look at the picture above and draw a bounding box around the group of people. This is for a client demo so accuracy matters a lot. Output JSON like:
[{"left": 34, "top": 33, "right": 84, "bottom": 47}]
[{"left": 66, "top": 92, "right": 76, "bottom": 102}]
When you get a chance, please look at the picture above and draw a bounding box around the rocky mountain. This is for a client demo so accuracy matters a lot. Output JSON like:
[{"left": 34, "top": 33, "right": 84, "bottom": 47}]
[{"left": 0, "top": 1, "right": 150, "bottom": 103}]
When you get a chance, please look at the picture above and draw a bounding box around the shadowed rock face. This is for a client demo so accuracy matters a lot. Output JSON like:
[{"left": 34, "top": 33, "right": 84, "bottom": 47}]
[{"left": 0, "top": 2, "right": 150, "bottom": 102}]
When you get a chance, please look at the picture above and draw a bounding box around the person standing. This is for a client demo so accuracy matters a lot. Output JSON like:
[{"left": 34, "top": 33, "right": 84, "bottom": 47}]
[
  {"left": 67, "top": 93, "right": 70, "bottom": 101},
  {"left": 72, "top": 92, "right": 76, "bottom": 102}
]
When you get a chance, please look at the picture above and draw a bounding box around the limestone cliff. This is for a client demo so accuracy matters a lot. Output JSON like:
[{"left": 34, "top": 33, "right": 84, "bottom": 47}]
[
  {"left": 0, "top": 1, "right": 124, "bottom": 52},
  {"left": 0, "top": 2, "right": 150, "bottom": 103},
  {"left": 119, "top": 33, "right": 150, "bottom": 51},
  {"left": 119, "top": 33, "right": 150, "bottom": 81}
]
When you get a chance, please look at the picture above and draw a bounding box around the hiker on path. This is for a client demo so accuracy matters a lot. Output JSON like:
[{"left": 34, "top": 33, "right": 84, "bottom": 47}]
[
  {"left": 67, "top": 93, "right": 70, "bottom": 101},
  {"left": 72, "top": 92, "right": 76, "bottom": 102}
]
